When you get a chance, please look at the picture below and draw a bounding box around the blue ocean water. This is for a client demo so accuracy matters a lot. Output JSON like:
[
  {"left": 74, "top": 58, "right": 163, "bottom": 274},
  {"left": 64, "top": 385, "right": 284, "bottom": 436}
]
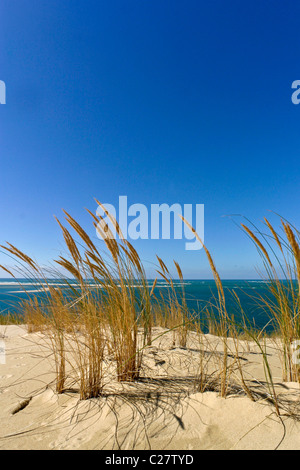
[{"left": 0, "top": 278, "right": 278, "bottom": 331}]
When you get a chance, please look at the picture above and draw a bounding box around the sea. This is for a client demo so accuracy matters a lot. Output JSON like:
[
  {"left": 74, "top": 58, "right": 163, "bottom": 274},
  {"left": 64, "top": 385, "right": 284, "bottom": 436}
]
[{"left": 0, "top": 278, "right": 282, "bottom": 332}]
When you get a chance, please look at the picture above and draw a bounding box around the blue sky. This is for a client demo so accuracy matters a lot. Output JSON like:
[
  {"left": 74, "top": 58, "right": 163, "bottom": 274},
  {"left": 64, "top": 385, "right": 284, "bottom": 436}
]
[{"left": 1, "top": 0, "right": 300, "bottom": 279}]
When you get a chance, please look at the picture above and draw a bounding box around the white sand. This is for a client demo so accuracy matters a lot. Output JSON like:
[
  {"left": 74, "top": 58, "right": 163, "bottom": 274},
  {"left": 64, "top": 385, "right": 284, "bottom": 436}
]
[{"left": 0, "top": 325, "right": 300, "bottom": 450}]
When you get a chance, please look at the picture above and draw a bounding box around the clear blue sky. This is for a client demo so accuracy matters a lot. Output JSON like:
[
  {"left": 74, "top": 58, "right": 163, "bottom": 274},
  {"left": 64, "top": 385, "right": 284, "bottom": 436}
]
[{"left": 1, "top": 0, "right": 300, "bottom": 279}]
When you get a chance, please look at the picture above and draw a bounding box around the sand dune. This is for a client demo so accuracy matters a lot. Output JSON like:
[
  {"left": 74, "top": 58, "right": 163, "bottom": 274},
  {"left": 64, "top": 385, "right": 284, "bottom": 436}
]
[{"left": 0, "top": 325, "right": 299, "bottom": 450}]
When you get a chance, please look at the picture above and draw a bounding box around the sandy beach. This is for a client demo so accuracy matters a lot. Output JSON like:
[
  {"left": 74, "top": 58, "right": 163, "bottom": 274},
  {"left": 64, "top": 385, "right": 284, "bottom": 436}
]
[
  {"left": 2, "top": 0, "right": 300, "bottom": 454},
  {"left": 0, "top": 324, "right": 300, "bottom": 451}
]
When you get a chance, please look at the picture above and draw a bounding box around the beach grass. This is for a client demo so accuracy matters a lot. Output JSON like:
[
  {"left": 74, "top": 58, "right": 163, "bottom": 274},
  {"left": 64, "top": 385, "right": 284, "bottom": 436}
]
[{"left": 0, "top": 207, "right": 299, "bottom": 421}]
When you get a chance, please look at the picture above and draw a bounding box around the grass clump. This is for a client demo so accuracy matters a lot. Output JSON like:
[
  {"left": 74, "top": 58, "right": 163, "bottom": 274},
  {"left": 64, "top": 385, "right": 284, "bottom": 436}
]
[
  {"left": 0, "top": 205, "right": 299, "bottom": 422},
  {"left": 241, "top": 217, "right": 300, "bottom": 383}
]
